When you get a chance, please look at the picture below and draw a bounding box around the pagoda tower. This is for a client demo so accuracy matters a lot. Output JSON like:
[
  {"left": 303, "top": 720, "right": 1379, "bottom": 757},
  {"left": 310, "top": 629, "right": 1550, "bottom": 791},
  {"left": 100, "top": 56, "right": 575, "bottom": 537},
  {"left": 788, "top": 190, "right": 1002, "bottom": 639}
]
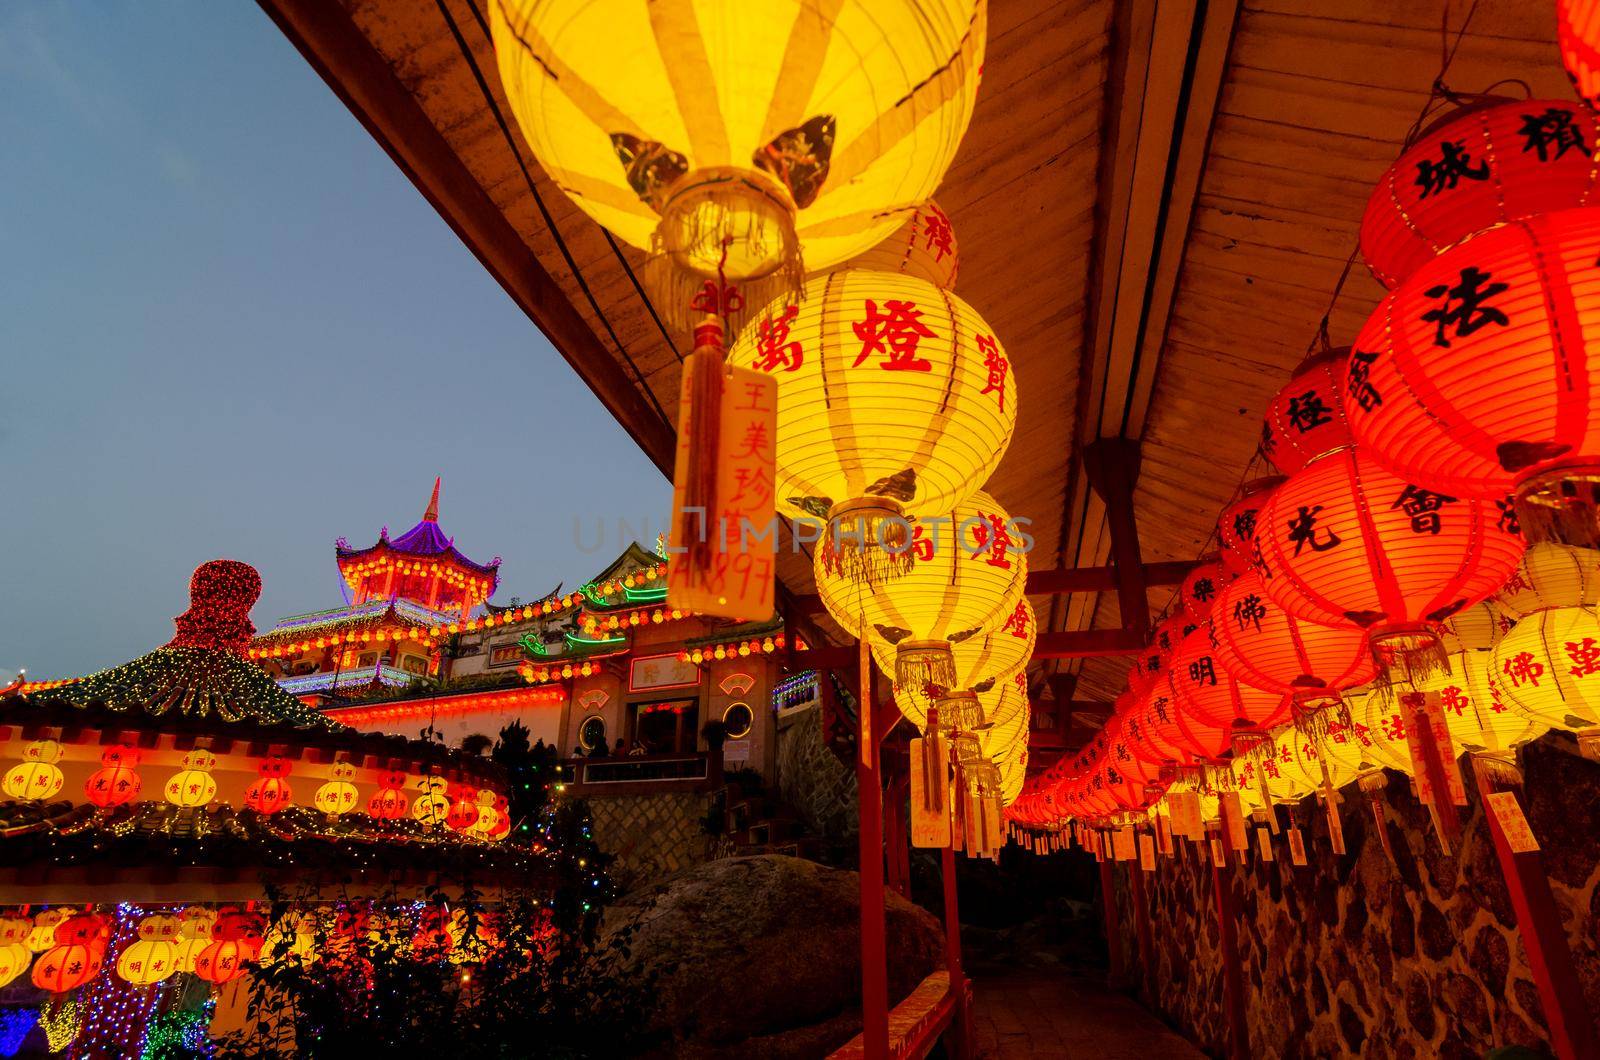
[{"left": 335, "top": 478, "right": 501, "bottom": 621}]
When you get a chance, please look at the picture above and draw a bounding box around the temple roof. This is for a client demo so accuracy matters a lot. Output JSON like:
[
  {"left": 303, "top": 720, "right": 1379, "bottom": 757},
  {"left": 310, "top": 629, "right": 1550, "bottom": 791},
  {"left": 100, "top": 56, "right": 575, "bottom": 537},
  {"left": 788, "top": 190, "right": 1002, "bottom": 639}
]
[{"left": 336, "top": 478, "right": 502, "bottom": 588}]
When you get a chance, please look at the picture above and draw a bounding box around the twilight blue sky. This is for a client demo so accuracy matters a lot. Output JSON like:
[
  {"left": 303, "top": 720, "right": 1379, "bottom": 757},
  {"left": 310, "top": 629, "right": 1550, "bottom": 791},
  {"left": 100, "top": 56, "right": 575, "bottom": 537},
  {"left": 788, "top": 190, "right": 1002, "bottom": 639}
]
[{"left": 0, "top": 3, "right": 671, "bottom": 681}]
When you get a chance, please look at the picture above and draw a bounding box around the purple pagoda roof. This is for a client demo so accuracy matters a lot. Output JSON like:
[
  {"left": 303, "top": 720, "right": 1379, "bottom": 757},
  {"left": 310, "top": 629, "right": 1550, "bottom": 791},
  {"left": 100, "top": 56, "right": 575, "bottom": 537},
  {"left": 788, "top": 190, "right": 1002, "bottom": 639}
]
[{"left": 335, "top": 478, "right": 502, "bottom": 589}]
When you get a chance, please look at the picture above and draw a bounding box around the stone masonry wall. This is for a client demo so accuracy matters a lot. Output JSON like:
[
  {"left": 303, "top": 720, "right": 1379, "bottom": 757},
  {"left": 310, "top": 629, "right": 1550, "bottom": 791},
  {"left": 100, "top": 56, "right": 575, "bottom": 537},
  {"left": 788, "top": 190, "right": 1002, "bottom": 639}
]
[
  {"left": 586, "top": 791, "right": 714, "bottom": 892},
  {"left": 776, "top": 703, "right": 857, "bottom": 843},
  {"left": 1106, "top": 733, "right": 1600, "bottom": 1058}
]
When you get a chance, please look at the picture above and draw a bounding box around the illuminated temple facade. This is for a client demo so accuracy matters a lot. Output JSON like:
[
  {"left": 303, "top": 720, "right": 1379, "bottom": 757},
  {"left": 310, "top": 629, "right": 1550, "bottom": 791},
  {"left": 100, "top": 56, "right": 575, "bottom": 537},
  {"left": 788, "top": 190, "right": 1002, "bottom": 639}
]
[{"left": 249, "top": 481, "right": 795, "bottom": 777}]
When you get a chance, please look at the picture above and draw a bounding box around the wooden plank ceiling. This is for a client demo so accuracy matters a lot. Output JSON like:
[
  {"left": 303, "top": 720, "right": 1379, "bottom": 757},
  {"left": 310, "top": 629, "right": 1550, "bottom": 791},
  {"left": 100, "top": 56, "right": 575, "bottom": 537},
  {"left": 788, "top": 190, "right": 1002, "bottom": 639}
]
[{"left": 259, "top": 0, "right": 1575, "bottom": 744}]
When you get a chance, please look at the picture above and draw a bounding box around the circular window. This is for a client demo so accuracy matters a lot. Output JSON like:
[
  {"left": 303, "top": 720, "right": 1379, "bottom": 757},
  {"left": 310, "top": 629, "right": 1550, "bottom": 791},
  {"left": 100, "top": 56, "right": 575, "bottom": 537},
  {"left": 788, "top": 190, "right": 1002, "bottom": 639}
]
[
  {"left": 578, "top": 715, "right": 607, "bottom": 752},
  {"left": 722, "top": 702, "right": 754, "bottom": 739}
]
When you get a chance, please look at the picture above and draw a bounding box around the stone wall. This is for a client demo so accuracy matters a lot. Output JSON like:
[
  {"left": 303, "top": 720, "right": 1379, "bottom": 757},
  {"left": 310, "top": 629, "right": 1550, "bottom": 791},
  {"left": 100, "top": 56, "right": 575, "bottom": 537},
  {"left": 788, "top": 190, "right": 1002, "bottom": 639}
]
[
  {"left": 585, "top": 790, "right": 713, "bottom": 892},
  {"left": 776, "top": 703, "right": 857, "bottom": 844},
  {"left": 1105, "top": 734, "right": 1600, "bottom": 1058}
]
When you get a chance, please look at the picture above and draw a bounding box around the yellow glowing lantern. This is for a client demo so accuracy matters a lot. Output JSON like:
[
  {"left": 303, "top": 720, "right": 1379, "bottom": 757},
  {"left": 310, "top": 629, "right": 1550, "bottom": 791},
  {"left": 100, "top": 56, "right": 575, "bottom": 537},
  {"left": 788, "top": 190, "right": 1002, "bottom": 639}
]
[
  {"left": 489, "top": 0, "right": 985, "bottom": 327},
  {"left": 840, "top": 200, "right": 960, "bottom": 289},
  {"left": 412, "top": 775, "right": 451, "bottom": 827},
  {"left": 1494, "top": 606, "right": 1600, "bottom": 755},
  {"left": 26, "top": 911, "right": 68, "bottom": 954},
  {"left": 0, "top": 942, "right": 29, "bottom": 989},
  {"left": 885, "top": 598, "right": 1035, "bottom": 730},
  {"left": 1362, "top": 689, "right": 1421, "bottom": 776},
  {"left": 163, "top": 749, "right": 218, "bottom": 808},
  {"left": 818, "top": 490, "right": 1027, "bottom": 691},
  {"left": 2, "top": 739, "right": 65, "bottom": 802},
  {"left": 115, "top": 915, "right": 182, "bottom": 986},
  {"left": 1495, "top": 543, "right": 1600, "bottom": 621},
  {"left": 736, "top": 269, "right": 1016, "bottom": 583},
  {"left": 173, "top": 909, "right": 217, "bottom": 975},
  {"left": 314, "top": 763, "right": 361, "bottom": 816},
  {"left": 1414, "top": 606, "right": 1547, "bottom": 759}
]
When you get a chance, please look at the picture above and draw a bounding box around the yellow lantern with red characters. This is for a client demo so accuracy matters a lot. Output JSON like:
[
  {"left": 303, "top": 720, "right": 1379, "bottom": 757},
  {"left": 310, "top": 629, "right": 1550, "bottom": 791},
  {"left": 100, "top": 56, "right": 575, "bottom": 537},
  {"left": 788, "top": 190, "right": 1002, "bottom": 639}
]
[
  {"left": 412, "top": 776, "right": 450, "bottom": 827},
  {"left": 3, "top": 739, "right": 65, "bottom": 802},
  {"left": 0, "top": 917, "right": 32, "bottom": 988},
  {"left": 174, "top": 909, "right": 217, "bottom": 974},
  {"left": 314, "top": 762, "right": 360, "bottom": 816},
  {"left": 735, "top": 269, "right": 1016, "bottom": 585},
  {"left": 841, "top": 200, "right": 960, "bottom": 289},
  {"left": 886, "top": 599, "right": 1036, "bottom": 731},
  {"left": 164, "top": 749, "right": 218, "bottom": 808},
  {"left": 115, "top": 915, "right": 182, "bottom": 986}
]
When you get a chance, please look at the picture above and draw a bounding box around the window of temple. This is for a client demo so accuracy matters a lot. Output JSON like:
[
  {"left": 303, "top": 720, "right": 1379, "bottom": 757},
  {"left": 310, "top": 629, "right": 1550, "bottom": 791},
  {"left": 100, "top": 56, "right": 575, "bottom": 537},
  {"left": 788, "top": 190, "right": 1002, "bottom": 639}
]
[
  {"left": 578, "top": 714, "right": 607, "bottom": 753},
  {"left": 722, "top": 702, "right": 754, "bottom": 739}
]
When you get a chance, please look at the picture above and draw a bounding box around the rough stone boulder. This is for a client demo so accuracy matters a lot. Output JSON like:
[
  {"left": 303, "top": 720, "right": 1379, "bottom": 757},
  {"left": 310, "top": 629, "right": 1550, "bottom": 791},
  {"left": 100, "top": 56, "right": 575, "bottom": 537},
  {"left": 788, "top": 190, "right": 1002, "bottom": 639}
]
[{"left": 602, "top": 854, "right": 945, "bottom": 1058}]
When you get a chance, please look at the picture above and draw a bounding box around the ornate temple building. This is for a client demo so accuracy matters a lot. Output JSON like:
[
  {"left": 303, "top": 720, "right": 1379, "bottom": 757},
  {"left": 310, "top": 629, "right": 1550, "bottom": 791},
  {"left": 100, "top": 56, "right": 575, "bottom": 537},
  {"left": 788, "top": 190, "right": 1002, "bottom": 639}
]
[{"left": 249, "top": 481, "right": 795, "bottom": 781}]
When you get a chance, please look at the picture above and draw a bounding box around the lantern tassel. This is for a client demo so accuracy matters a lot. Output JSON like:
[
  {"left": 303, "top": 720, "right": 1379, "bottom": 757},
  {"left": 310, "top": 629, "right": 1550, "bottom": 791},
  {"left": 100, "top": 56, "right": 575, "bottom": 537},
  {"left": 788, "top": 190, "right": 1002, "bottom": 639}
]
[
  {"left": 677, "top": 319, "right": 726, "bottom": 578},
  {"left": 820, "top": 503, "right": 916, "bottom": 588},
  {"left": 894, "top": 641, "right": 956, "bottom": 703},
  {"left": 1371, "top": 625, "right": 1451, "bottom": 689},
  {"left": 1358, "top": 770, "right": 1397, "bottom": 867}
]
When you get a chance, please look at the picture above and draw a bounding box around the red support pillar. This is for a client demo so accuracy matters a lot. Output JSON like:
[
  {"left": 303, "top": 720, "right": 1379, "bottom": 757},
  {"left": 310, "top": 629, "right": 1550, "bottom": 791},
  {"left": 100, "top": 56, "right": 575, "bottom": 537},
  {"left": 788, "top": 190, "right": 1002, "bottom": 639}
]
[
  {"left": 1127, "top": 853, "right": 1156, "bottom": 998},
  {"left": 941, "top": 845, "right": 974, "bottom": 1060},
  {"left": 884, "top": 772, "right": 911, "bottom": 899},
  {"left": 857, "top": 666, "right": 890, "bottom": 1060},
  {"left": 1210, "top": 825, "right": 1249, "bottom": 1060},
  {"left": 1472, "top": 757, "right": 1600, "bottom": 1060},
  {"left": 1098, "top": 856, "right": 1125, "bottom": 986}
]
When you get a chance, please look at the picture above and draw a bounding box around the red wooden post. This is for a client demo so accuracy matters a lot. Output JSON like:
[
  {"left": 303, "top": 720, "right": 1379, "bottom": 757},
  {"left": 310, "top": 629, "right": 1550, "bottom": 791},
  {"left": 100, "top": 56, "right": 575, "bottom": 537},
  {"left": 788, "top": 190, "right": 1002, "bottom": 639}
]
[
  {"left": 1127, "top": 850, "right": 1156, "bottom": 998},
  {"left": 1472, "top": 757, "right": 1600, "bottom": 1060},
  {"left": 1210, "top": 825, "right": 1249, "bottom": 1060},
  {"left": 941, "top": 845, "right": 974, "bottom": 1060},
  {"left": 1098, "top": 856, "right": 1125, "bottom": 986},
  {"left": 857, "top": 666, "right": 890, "bottom": 1060}
]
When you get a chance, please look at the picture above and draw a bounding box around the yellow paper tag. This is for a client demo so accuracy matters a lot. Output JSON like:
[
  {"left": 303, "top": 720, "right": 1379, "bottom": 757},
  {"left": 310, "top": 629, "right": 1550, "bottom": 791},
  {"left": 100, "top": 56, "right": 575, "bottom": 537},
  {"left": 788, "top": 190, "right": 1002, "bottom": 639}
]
[
  {"left": 1256, "top": 826, "right": 1272, "bottom": 860},
  {"left": 1139, "top": 832, "right": 1156, "bottom": 872},
  {"left": 1113, "top": 826, "right": 1136, "bottom": 862},
  {"left": 1486, "top": 791, "right": 1541, "bottom": 853},
  {"left": 1169, "top": 791, "right": 1203, "bottom": 839},
  {"left": 1220, "top": 791, "right": 1249, "bottom": 853},
  {"left": 1209, "top": 836, "right": 1225, "bottom": 868},
  {"left": 908, "top": 739, "right": 951, "bottom": 849}
]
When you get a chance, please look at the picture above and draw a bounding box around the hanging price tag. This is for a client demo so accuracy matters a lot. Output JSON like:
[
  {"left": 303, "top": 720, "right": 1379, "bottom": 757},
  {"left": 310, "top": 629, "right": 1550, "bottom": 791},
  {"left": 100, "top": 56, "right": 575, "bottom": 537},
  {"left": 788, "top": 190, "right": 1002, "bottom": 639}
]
[
  {"left": 1287, "top": 827, "right": 1308, "bottom": 866},
  {"left": 1169, "top": 791, "right": 1203, "bottom": 839},
  {"left": 1220, "top": 791, "right": 1249, "bottom": 853},
  {"left": 1486, "top": 791, "right": 1541, "bottom": 853},
  {"left": 1139, "top": 832, "right": 1156, "bottom": 872},
  {"left": 908, "top": 739, "right": 951, "bottom": 849}
]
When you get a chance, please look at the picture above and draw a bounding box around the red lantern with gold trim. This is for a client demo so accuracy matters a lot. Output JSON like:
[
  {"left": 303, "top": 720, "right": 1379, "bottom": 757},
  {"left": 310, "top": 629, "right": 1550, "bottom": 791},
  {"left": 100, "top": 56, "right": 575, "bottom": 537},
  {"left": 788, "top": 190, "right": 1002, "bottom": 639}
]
[
  {"left": 1126, "top": 683, "right": 1190, "bottom": 769},
  {"left": 446, "top": 784, "right": 481, "bottom": 833},
  {"left": 1210, "top": 569, "right": 1374, "bottom": 715},
  {"left": 1100, "top": 714, "right": 1164, "bottom": 811},
  {"left": 1255, "top": 447, "right": 1525, "bottom": 675},
  {"left": 367, "top": 770, "right": 410, "bottom": 820},
  {"left": 1178, "top": 554, "right": 1229, "bottom": 625},
  {"left": 1218, "top": 477, "right": 1284, "bottom": 575},
  {"left": 1359, "top": 99, "right": 1600, "bottom": 290},
  {"left": 32, "top": 913, "right": 109, "bottom": 993},
  {"left": 244, "top": 756, "right": 293, "bottom": 815},
  {"left": 1347, "top": 207, "right": 1600, "bottom": 544},
  {"left": 84, "top": 745, "right": 142, "bottom": 808},
  {"left": 1166, "top": 622, "right": 1291, "bottom": 756},
  {"left": 1260, "top": 349, "right": 1355, "bottom": 475},
  {"left": 195, "top": 910, "right": 264, "bottom": 985}
]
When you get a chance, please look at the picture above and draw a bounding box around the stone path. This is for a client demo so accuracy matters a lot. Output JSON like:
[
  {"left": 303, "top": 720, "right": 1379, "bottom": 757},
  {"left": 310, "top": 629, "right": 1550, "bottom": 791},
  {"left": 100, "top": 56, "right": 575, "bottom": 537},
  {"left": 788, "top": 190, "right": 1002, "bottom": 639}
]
[{"left": 971, "top": 969, "right": 1205, "bottom": 1059}]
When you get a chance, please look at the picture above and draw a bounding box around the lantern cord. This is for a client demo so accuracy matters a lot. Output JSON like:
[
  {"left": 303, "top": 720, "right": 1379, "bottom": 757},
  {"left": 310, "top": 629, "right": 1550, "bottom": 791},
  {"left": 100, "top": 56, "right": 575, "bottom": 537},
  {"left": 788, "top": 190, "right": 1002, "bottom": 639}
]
[{"left": 436, "top": 0, "right": 674, "bottom": 430}]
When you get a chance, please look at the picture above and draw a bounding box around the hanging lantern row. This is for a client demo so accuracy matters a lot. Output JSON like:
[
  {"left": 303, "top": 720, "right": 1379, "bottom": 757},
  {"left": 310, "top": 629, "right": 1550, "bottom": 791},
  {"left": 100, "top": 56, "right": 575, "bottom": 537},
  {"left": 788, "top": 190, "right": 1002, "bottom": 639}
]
[
  {"left": 519, "top": 659, "right": 605, "bottom": 685},
  {"left": 339, "top": 556, "right": 492, "bottom": 598},
  {"left": 679, "top": 633, "right": 803, "bottom": 665},
  {"left": 581, "top": 606, "right": 691, "bottom": 635},
  {"left": 247, "top": 626, "right": 438, "bottom": 659}
]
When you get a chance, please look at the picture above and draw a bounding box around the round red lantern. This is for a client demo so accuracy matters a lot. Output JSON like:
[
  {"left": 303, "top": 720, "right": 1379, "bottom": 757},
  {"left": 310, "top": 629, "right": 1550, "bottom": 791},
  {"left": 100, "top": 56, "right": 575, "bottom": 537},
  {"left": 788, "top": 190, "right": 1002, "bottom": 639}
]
[
  {"left": 1166, "top": 622, "right": 1291, "bottom": 755},
  {"left": 1359, "top": 99, "right": 1600, "bottom": 290},
  {"left": 446, "top": 784, "right": 481, "bottom": 833},
  {"left": 32, "top": 913, "right": 109, "bottom": 993},
  {"left": 1561, "top": 1, "right": 1600, "bottom": 111},
  {"left": 1100, "top": 714, "right": 1164, "bottom": 811},
  {"left": 1125, "top": 683, "right": 1191, "bottom": 768},
  {"left": 1255, "top": 447, "right": 1525, "bottom": 674},
  {"left": 1210, "top": 569, "right": 1374, "bottom": 715},
  {"left": 244, "top": 756, "right": 293, "bottom": 815},
  {"left": 84, "top": 745, "right": 142, "bottom": 808},
  {"left": 195, "top": 910, "right": 264, "bottom": 985},
  {"left": 367, "top": 769, "right": 410, "bottom": 820},
  {"left": 1260, "top": 349, "right": 1355, "bottom": 475},
  {"left": 1218, "top": 477, "right": 1285, "bottom": 575},
  {"left": 1347, "top": 207, "right": 1600, "bottom": 542},
  {"left": 1177, "top": 554, "right": 1229, "bottom": 624}
]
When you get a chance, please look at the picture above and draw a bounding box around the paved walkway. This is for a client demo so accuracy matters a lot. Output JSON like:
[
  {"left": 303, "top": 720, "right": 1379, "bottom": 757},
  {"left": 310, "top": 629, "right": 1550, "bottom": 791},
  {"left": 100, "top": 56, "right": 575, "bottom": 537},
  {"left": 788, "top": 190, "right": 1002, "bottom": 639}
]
[{"left": 970, "top": 970, "right": 1205, "bottom": 1059}]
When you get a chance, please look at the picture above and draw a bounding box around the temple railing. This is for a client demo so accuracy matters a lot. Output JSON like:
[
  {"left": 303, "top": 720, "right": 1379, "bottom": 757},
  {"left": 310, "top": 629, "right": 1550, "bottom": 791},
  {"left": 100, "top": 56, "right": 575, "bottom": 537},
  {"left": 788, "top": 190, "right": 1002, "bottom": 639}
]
[{"left": 561, "top": 752, "right": 713, "bottom": 796}]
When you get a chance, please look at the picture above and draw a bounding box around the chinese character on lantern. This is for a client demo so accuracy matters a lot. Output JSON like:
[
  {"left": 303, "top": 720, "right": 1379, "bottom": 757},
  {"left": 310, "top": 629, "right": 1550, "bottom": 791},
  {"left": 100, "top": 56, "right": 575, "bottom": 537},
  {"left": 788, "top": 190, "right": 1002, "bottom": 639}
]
[
  {"left": 1502, "top": 651, "right": 1546, "bottom": 688},
  {"left": 1421, "top": 266, "right": 1510, "bottom": 348},
  {"left": 977, "top": 334, "right": 1008, "bottom": 410},
  {"left": 1519, "top": 107, "right": 1591, "bottom": 162},
  {"left": 1346, "top": 349, "right": 1384, "bottom": 412},
  {"left": 852, "top": 299, "right": 935, "bottom": 371},
  {"left": 1393, "top": 484, "right": 1458, "bottom": 534},
  {"left": 1566, "top": 637, "right": 1600, "bottom": 679},
  {"left": 1287, "top": 504, "right": 1341, "bottom": 556},
  {"left": 752, "top": 304, "right": 803, "bottom": 373},
  {"left": 1233, "top": 593, "right": 1267, "bottom": 632},
  {"left": 1188, "top": 657, "right": 1217, "bottom": 687},
  {"left": 1285, "top": 390, "right": 1333, "bottom": 433},
  {"left": 1413, "top": 139, "right": 1489, "bottom": 197}
]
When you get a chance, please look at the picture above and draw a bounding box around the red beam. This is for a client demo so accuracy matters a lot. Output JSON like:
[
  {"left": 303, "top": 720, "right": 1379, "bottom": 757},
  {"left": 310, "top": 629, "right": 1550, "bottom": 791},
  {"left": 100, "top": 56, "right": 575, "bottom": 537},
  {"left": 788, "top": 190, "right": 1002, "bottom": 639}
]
[
  {"left": 858, "top": 668, "right": 890, "bottom": 1059},
  {"left": 1083, "top": 438, "right": 1150, "bottom": 635}
]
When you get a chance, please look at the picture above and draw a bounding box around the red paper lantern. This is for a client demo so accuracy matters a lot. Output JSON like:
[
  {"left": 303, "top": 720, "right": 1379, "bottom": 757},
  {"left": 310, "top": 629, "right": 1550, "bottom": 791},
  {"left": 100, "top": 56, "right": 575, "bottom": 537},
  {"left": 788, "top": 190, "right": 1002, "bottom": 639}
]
[
  {"left": 367, "top": 769, "right": 410, "bottom": 820},
  {"left": 196, "top": 910, "right": 264, "bottom": 984},
  {"left": 1210, "top": 569, "right": 1375, "bottom": 713},
  {"left": 1260, "top": 349, "right": 1354, "bottom": 475},
  {"left": 1255, "top": 447, "right": 1525, "bottom": 671},
  {"left": 1166, "top": 622, "right": 1291, "bottom": 755},
  {"left": 1177, "top": 555, "right": 1229, "bottom": 624},
  {"left": 1125, "top": 683, "right": 1190, "bottom": 768},
  {"left": 1100, "top": 714, "right": 1163, "bottom": 811},
  {"left": 1561, "top": 1, "right": 1600, "bottom": 110},
  {"left": 244, "top": 756, "right": 294, "bottom": 815},
  {"left": 446, "top": 785, "right": 481, "bottom": 833},
  {"left": 1347, "top": 207, "right": 1600, "bottom": 542},
  {"left": 1359, "top": 99, "right": 1600, "bottom": 290},
  {"left": 32, "top": 913, "right": 109, "bottom": 993},
  {"left": 1218, "top": 477, "right": 1285, "bottom": 575},
  {"left": 84, "top": 745, "right": 142, "bottom": 808}
]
